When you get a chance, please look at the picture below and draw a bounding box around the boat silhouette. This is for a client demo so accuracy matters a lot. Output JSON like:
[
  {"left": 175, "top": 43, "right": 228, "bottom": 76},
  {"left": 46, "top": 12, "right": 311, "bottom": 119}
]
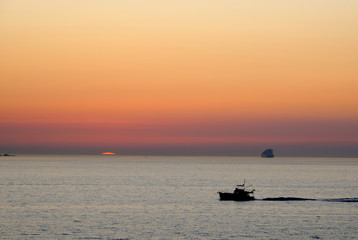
[
  {"left": 218, "top": 180, "right": 255, "bottom": 201},
  {"left": 261, "top": 149, "right": 274, "bottom": 158}
]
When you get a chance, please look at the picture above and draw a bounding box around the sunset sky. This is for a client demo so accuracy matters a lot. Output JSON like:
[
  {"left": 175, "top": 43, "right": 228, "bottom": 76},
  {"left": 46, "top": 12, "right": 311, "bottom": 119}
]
[{"left": 1, "top": 0, "right": 358, "bottom": 156}]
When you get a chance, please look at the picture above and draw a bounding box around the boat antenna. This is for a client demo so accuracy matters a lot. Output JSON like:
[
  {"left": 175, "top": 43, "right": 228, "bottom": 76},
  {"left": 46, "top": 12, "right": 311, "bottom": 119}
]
[{"left": 237, "top": 179, "right": 247, "bottom": 187}]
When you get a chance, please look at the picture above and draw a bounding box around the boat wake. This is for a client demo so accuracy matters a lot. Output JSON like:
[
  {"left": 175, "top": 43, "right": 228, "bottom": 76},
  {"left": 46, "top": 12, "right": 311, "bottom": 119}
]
[
  {"left": 261, "top": 197, "right": 358, "bottom": 202},
  {"left": 262, "top": 197, "right": 315, "bottom": 201},
  {"left": 321, "top": 198, "right": 358, "bottom": 202}
]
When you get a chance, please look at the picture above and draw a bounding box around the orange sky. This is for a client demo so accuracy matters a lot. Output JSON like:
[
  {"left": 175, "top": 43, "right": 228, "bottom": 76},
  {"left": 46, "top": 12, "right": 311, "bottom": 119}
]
[{"left": 1, "top": 1, "right": 358, "bottom": 156}]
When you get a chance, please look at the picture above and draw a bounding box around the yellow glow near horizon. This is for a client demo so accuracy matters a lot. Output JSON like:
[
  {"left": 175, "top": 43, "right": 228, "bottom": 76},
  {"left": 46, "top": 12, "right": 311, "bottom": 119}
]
[{"left": 101, "top": 152, "right": 116, "bottom": 155}]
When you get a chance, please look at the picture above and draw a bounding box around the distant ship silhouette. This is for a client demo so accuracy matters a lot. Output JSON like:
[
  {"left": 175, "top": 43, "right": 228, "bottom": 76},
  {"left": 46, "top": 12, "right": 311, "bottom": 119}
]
[
  {"left": 261, "top": 149, "right": 274, "bottom": 158},
  {"left": 0, "top": 153, "right": 15, "bottom": 157}
]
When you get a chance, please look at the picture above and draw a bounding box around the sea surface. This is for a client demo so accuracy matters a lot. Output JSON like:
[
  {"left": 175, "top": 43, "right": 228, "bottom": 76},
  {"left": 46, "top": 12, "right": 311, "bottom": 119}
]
[{"left": 1, "top": 155, "right": 358, "bottom": 239}]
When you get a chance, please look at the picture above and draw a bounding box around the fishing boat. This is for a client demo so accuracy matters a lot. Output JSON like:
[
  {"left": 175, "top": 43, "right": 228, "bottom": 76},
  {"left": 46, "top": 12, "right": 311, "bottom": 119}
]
[{"left": 218, "top": 180, "right": 255, "bottom": 201}]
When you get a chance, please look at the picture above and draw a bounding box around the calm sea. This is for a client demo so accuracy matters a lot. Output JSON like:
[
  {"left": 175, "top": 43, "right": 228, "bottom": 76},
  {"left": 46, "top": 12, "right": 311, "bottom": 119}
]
[{"left": 1, "top": 155, "right": 357, "bottom": 239}]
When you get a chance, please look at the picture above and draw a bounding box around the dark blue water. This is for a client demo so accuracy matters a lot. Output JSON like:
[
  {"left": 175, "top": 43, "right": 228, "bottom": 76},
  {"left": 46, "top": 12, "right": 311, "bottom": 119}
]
[{"left": 1, "top": 156, "right": 357, "bottom": 239}]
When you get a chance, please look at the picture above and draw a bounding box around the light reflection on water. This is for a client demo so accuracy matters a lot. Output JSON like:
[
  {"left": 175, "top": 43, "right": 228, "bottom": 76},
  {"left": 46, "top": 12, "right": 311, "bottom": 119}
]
[{"left": 1, "top": 156, "right": 358, "bottom": 239}]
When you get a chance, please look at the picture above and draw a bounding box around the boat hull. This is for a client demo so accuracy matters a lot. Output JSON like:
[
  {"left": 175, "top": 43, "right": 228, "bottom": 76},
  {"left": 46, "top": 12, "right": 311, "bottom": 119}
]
[{"left": 218, "top": 192, "right": 255, "bottom": 201}]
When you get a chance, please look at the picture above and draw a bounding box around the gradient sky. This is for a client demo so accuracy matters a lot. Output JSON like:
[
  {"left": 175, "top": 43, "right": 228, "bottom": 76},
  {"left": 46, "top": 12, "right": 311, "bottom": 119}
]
[{"left": 1, "top": 0, "right": 358, "bottom": 156}]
